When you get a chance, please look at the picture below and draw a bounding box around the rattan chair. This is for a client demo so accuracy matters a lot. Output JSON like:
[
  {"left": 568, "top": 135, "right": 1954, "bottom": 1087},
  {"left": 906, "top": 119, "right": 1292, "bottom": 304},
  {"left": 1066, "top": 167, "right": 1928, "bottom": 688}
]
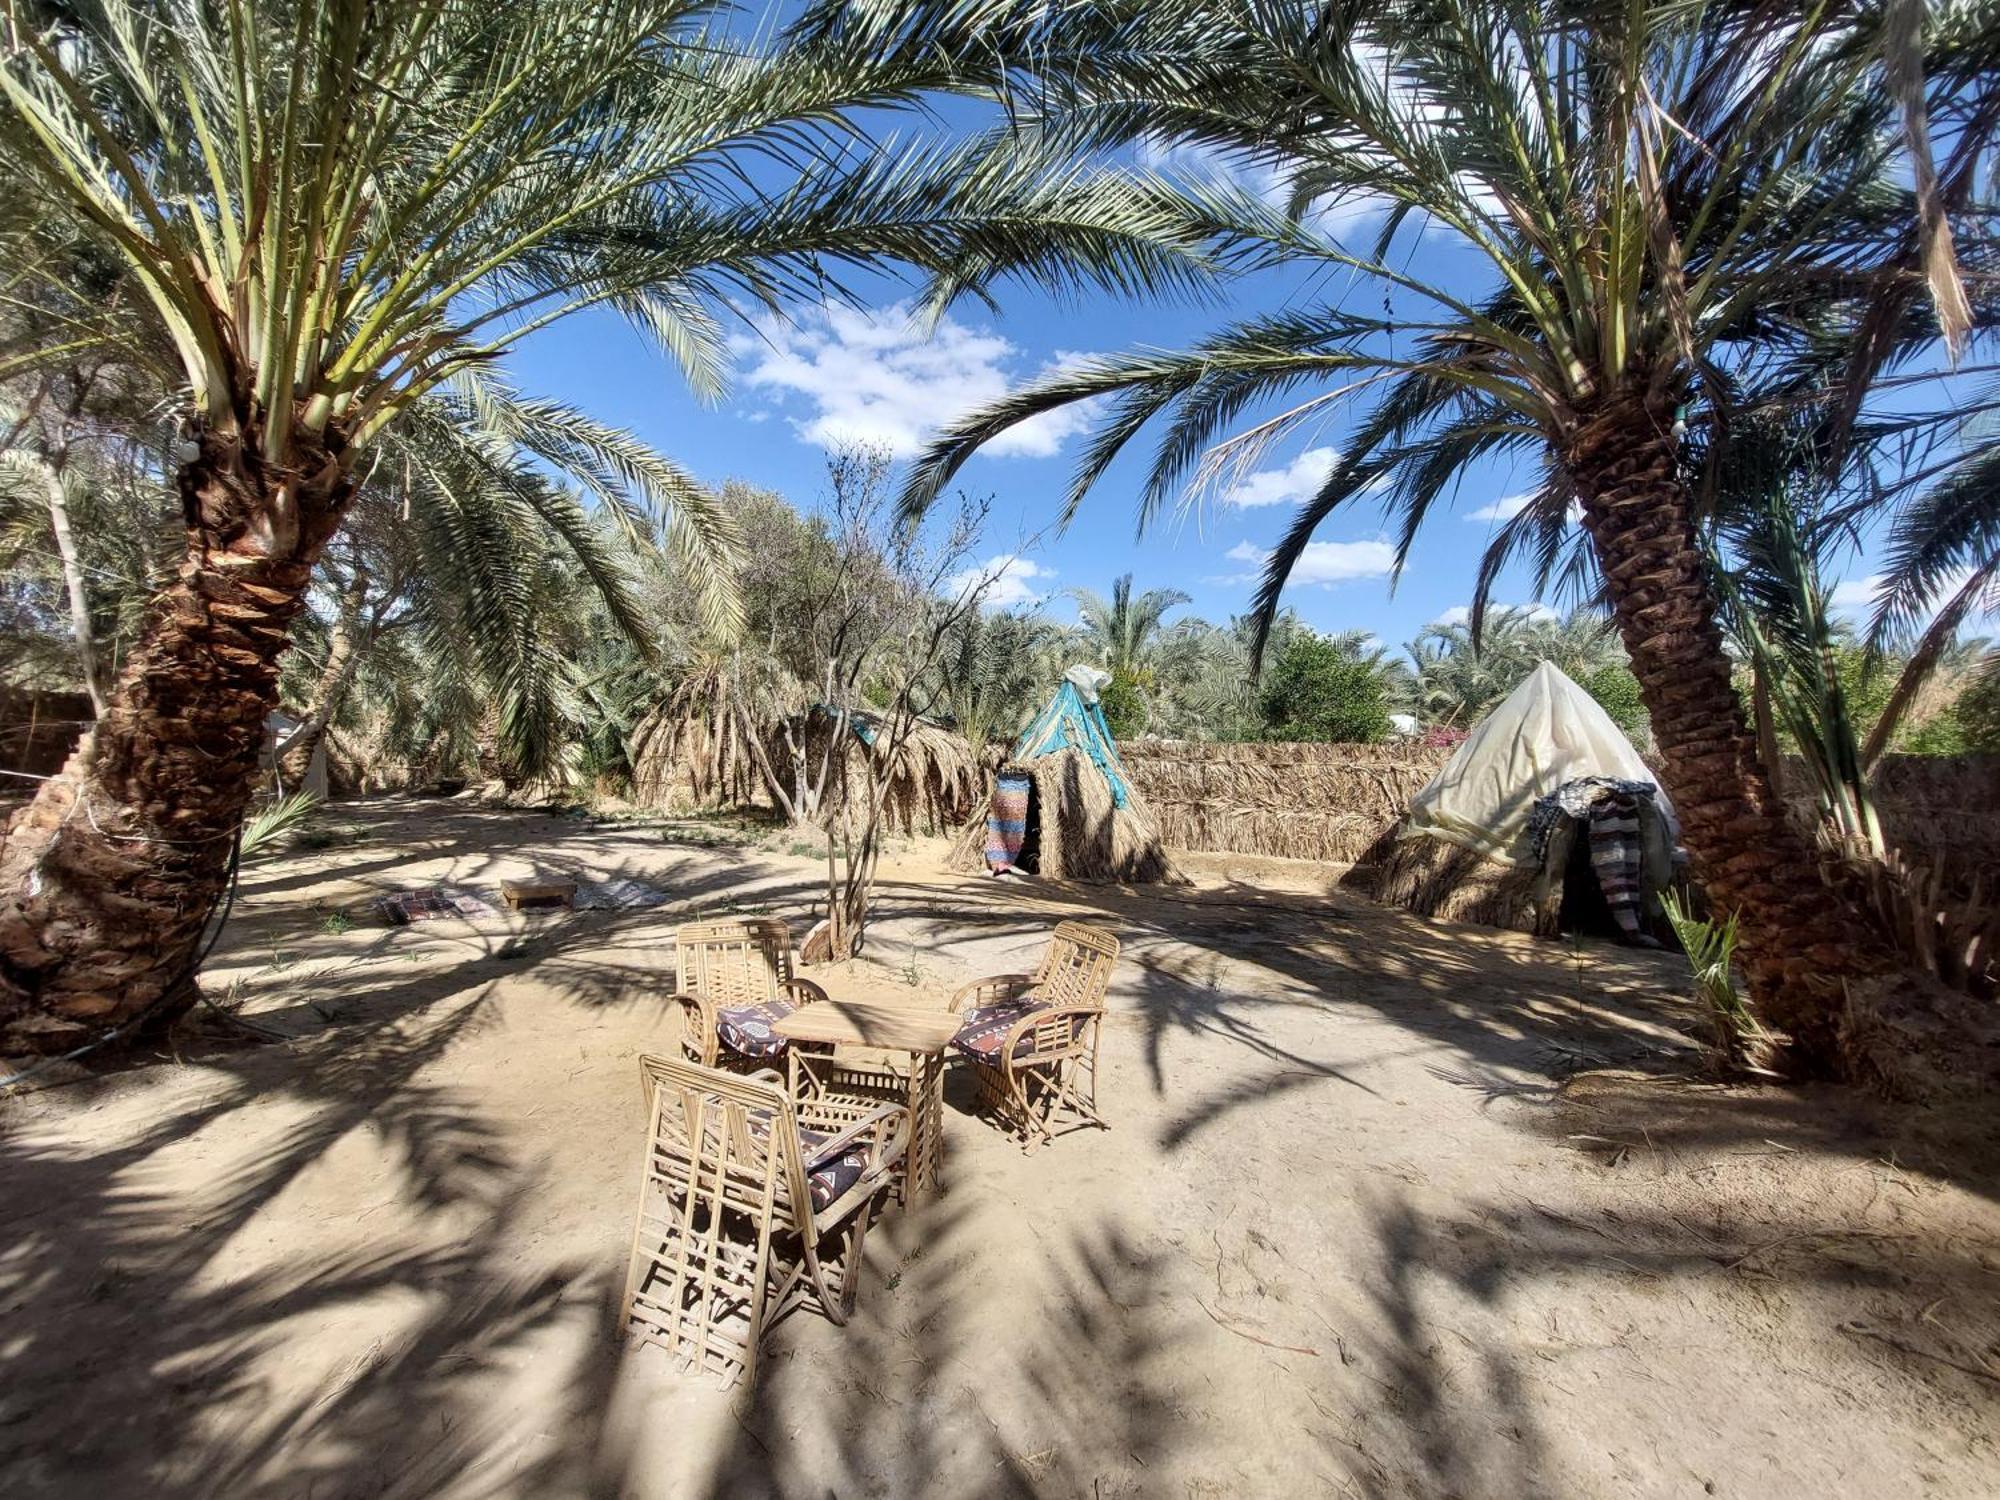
[
  {"left": 668, "top": 918, "right": 828, "bottom": 1072},
  {"left": 623, "top": 1054, "right": 908, "bottom": 1388},
  {"left": 946, "top": 920, "right": 1119, "bottom": 1151}
]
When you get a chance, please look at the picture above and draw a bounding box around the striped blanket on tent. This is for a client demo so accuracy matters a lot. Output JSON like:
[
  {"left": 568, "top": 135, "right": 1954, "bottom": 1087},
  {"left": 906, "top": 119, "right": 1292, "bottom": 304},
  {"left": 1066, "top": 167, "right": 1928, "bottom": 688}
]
[
  {"left": 1585, "top": 788, "right": 1647, "bottom": 938},
  {"left": 1527, "top": 776, "right": 1658, "bottom": 940},
  {"left": 984, "top": 770, "right": 1032, "bottom": 873}
]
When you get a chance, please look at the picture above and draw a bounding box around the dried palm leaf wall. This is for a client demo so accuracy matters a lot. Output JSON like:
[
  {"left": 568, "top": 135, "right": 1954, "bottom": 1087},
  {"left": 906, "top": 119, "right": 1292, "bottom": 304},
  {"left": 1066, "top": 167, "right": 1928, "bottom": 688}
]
[
  {"left": 1371, "top": 829, "right": 1550, "bottom": 933},
  {"left": 1118, "top": 740, "right": 2000, "bottom": 872},
  {"left": 1118, "top": 740, "right": 1454, "bottom": 863},
  {"left": 1853, "top": 754, "right": 2000, "bottom": 869}
]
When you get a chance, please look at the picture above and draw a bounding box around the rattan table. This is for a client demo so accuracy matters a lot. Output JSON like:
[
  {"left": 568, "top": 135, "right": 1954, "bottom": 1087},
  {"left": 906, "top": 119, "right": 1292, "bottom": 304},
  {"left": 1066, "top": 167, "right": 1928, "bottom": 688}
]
[{"left": 774, "top": 1000, "right": 960, "bottom": 1205}]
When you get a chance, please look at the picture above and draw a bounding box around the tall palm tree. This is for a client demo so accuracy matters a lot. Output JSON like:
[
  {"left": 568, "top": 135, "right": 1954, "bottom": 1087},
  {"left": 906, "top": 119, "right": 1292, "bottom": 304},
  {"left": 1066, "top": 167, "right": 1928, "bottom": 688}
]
[
  {"left": 0, "top": 0, "right": 1208, "bottom": 1051},
  {"left": 872, "top": 0, "right": 1996, "bottom": 1074},
  {"left": 1068, "top": 573, "right": 1191, "bottom": 680}
]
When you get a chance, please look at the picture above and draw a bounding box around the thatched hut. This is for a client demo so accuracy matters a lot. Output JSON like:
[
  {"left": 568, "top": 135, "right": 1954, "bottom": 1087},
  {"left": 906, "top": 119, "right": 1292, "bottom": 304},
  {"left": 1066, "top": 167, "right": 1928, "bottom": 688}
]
[
  {"left": 1375, "top": 662, "right": 1679, "bottom": 938},
  {"left": 629, "top": 672, "right": 984, "bottom": 836},
  {"left": 951, "top": 668, "right": 1180, "bottom": 883},
  {"left": 785, "top": 705, "right": 986, "bottom": 836}
]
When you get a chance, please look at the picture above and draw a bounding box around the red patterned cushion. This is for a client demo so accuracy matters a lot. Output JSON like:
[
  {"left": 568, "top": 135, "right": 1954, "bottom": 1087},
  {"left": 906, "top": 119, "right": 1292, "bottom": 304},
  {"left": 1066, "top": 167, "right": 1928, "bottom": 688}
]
[
  {"left": 950, "top": 1002, "right": 1082, "bottom": 1062},
  {"left": 716, "top": 1000, "right": 794, "bottom": 1060}
]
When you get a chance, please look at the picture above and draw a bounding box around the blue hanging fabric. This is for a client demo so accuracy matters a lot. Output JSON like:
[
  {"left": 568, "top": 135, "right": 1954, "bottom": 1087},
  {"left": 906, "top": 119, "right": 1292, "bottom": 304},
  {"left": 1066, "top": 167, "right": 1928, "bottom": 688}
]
[{"left": 1009, "top": 681, "right": 1131, "bottom": 809}]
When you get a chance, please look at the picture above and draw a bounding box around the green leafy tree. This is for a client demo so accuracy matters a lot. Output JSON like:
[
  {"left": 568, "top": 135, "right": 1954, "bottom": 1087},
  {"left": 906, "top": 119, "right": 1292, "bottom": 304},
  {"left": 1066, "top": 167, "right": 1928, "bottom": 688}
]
[
  {"left": 1259, "top": 632, "right": 1392, "bottom": 743},
  {"left": 1581, "top": 662, "right": 1648, "bottom": 744},
  {"left": 1097, "top": 670, "right": 1149, "bottom": 739}
]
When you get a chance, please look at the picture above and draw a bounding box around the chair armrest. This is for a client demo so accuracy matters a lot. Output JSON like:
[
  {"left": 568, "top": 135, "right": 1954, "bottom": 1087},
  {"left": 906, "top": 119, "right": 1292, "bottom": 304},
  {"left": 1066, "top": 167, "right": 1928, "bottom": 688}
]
[
  {"left": 948, "top": 973, "right": 1036, "bottom": 1014},
  {"left": 666, "top": 990, "right": 716, "bottom": 1067},
  {"left": 784, "top": 975, "right": 831, "bottom": 1008},
  {"left": 799, "top": 1101, "right": 909, "bottom": 1169},
  {"left": 997, "top": 1004, "right": 1103, "bottom": 1076}
]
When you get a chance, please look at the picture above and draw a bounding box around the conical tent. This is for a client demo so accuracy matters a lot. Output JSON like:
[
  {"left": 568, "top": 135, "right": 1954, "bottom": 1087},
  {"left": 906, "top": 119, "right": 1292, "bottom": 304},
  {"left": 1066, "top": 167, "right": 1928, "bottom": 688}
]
[
  {"left": 951, "top": 666, "right": 1177, "bottom": 883},
  {"left": 1378, "top": 661, "right": 1677, "bottom": 936},
  {"left": 1404, "top": 661, "right": 1675, "bottom": 865},
  {"left": 1013, "top": 666, "right": 1135, "bottom": 808}
]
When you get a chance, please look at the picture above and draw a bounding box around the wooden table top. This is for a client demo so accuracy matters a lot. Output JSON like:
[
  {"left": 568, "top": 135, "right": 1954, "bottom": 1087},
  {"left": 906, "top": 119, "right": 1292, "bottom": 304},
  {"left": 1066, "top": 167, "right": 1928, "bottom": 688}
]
[{"left": 773, "top": 1000, "right": 961, "bottom": 1053}]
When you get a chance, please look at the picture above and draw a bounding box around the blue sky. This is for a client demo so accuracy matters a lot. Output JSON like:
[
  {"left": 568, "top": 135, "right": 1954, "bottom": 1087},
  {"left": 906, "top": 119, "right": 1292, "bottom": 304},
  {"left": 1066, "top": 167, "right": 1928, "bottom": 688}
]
[
  {"left": 506, "top": 141, "right": 1916, "bottom": 658},
  {"left": 512, "top": 272, "right": 1581, "bottom": 652}
]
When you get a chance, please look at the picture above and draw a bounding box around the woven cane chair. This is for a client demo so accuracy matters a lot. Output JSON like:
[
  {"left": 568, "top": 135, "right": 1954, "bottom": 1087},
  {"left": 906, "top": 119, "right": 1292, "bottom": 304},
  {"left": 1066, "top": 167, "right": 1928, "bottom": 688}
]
[
  {"left": 624, "top": 1054, "right": 908, "bottom": 1388},
  {"left": 946, "top": 920, "right": 1119, "bottom": 1151},
  {"left": 668, "top": 918, "right": 828, "bottom": 1073}
]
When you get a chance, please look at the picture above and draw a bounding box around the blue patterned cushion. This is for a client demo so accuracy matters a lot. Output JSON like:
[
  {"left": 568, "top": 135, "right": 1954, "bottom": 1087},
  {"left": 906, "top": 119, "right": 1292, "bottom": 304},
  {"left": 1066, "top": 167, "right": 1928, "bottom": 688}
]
[{"left": 716, "top": 1000, "right": 793, "bottom": 1060}]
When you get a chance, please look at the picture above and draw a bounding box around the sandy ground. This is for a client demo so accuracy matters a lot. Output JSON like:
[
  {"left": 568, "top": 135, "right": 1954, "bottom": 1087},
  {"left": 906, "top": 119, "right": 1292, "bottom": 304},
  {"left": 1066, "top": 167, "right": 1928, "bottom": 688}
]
[{"left": 3, "top": 798, "right": 1998, "bottom": 1499}]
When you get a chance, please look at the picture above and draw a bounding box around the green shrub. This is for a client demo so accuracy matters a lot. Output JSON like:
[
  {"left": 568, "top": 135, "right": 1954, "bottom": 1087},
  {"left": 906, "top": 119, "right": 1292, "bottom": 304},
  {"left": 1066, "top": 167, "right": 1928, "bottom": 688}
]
[
  {"left": 1098, "top": 671, "right": 1149, "bottom": 739},
  {"left": 1581, "top": 661, "right": 1649, "bottom": 741},
  {"left": 1258, "top": 635, "right": 1392, "bottom": 743}
]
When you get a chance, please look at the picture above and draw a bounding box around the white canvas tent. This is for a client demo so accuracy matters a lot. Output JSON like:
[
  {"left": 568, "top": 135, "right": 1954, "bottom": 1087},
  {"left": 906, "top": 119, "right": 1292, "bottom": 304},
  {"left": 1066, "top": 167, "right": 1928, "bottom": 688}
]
[
  {"left": 1377, "top": 661, "right": 1679, "bottom": 937},
  {"left": 1402, "top": 661, "right": 1673, "bottom": 865}
]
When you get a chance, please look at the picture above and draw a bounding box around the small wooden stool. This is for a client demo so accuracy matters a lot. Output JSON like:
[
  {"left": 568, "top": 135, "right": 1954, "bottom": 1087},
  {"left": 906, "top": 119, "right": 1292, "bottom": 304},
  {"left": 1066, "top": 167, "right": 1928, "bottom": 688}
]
[{"left": 500, "top": 877, "right": 577, "bottom": 911}]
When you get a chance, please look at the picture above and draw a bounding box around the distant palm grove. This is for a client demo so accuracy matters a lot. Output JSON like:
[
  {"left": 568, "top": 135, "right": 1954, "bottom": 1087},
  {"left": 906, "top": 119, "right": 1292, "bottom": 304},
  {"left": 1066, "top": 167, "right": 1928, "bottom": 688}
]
[{"left": 1, "top": 0, "right": 1996, "bottom": 1085}]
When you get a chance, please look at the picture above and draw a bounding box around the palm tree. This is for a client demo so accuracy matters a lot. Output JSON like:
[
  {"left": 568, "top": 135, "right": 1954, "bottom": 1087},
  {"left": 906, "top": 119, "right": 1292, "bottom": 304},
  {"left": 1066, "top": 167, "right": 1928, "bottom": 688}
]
[
  {"left": 273, "top": 413, "right": 660, "bottom": 787},
  {"left": 877, "top": 0, "right": 1994, "bottom": 1073},
  {"left": 934, "top": 607, "right": 1067, "bottom": 750},
  {"left": 0, "top": 0, "right": 1208, "bottom": 1050},
  {"left": 1409, "top": 607, "right": 1625, "bottom": 726},
  {"left": 1069, "top": 573, "right": 1191, "bottom": 680}
]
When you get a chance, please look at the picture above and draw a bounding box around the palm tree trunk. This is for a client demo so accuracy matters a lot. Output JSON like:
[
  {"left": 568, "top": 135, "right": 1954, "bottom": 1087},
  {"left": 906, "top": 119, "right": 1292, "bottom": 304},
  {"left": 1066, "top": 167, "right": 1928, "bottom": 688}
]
[
  {"left": 1566, "top": 395, "right": 1881, "bottom": 1074},
  {"left": 0, "top": 428, "right": 352, "bottom": 1053},
  {"left": 277, "top": 577, "right": 371, "bottom": 788},
  {"left": 40, "top": 453, "right": 108, "bottom": 718}
]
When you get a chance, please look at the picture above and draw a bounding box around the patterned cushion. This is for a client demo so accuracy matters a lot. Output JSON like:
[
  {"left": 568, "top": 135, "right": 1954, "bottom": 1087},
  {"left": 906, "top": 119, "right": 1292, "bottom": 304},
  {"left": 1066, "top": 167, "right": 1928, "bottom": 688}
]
[
  {"left": 376, "top": 886, "right": 498, "bottom": 924},
  {"left": 950, "top": 1002, "right": 1083, "bottom": 1063},
  {"left": 715, "top": 1000, "right": 794, "bottom": 1060},
  {"left": 797, "top": 1126, "right": 869, "bottom": 1211}
]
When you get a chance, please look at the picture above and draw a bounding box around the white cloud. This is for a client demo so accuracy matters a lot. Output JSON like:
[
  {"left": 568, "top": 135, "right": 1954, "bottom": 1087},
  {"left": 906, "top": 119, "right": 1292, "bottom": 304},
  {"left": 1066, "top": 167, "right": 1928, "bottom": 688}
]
[
  {"left": 1138, "top": 138, "right": 1387, "bottom": 242},
  {"left": 1464, "top": 490, "right": 1587, "bottom": 526},
  {"left": 1430, "top": 602, "right": 1558, "bottom": 629},
  {"left": 733, "top": 301, "right": 1093, "bottom": 459},
  {"left": 1465, "top": 492, "right": 1535, "bottom": 523},
  {"left": 1829, "top": 568, "right": 1997, "bottom": 625},
  {"left": 1827, "top": 573, "right": 1885, "bottom": 618},
  {"left": 1225, "top": 537, "right": 1396, "bottom": 587},
  {"left": 1218, "top": 446, "right": 1392, "bottom": 508},
  {"left": 1222, "top": 447, "right": 1339, "bottom": 508},
  {"left": 946, "top": 553, "right": 1053, "bottom": 611}
]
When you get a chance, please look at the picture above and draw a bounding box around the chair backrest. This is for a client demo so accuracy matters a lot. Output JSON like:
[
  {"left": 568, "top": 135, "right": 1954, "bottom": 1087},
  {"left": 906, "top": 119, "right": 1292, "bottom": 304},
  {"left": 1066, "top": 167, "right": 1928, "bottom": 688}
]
[
  {"left": 630, "top": 1055, "right": 818, "bottom": 1385},
  {"left": 638, "top": 1054, "right": 814, "bottom": 1231},
  {"left": 673, "top": 918, "right": 796, "bottom": 1009},
  {"left": 1030, "top": 921, "right": 1120, "bottom": 1009}
]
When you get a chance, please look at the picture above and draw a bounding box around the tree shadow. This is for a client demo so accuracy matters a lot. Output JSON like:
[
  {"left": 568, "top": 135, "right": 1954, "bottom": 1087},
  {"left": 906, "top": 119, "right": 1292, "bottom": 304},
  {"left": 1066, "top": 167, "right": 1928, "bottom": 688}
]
[
  {"left": 0, "top": 989, "right": 604, "bottom": 1497},
  {"left": 673, "top": 1211, "right": 1189, "bottom": 1498},
  {"left": 1313, "top": 1176, "right": 2000, "bottom": 1497}
]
